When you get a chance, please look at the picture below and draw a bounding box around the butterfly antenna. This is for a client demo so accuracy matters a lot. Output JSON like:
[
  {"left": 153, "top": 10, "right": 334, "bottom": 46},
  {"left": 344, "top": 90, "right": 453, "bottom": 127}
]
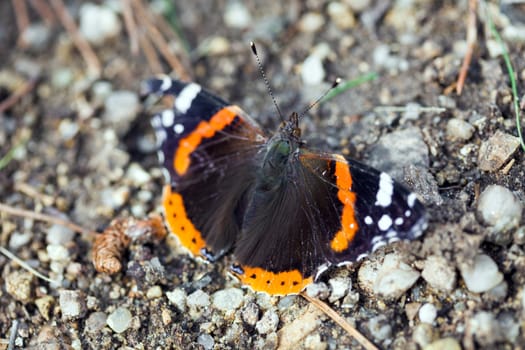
[
  {"left": 250, "top": 42, "right": 284, "bottom": 121},
  {"left": 299, "top": 77, "right": 341, "bottom": 118}
]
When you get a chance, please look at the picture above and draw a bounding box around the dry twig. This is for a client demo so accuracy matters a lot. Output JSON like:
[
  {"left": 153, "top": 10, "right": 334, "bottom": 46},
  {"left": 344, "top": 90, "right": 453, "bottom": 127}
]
[
  {"left": 121, "top": 0, "right": 139, "bottom": 55},
  {"left": 132, "top": 0, "right": 191, "bottom": 80},
  {"left": 0, "top": 78, "right": 37, "bottom": 114},
  {"left": 11, "top": 0, "right": 30, "bottom": 47},
  {"left": 301, "top": 292, "right": 379, "bottom": 350},
  {"left": 49, "top": 0, "right": 102, "bottom": 76},
  {"left": 29, "top": 0, "right": 56, "bottom": 26},
  {"left": 456, "top": 0, "right": 478, "bottom": 95},
  {"left": 0, "top": 202, "right": 96, "bottom": 237}
]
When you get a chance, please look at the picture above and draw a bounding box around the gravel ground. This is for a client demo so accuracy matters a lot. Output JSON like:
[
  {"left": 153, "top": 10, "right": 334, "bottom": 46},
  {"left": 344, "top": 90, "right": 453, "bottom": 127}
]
[{"left": 1, "top": 1, "right": 525, "bottom": 349}]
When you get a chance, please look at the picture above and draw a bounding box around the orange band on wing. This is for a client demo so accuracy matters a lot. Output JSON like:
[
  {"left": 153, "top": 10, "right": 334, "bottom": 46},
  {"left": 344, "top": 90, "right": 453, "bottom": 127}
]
[
  {"left": 233, "top": 266, "right": 313, "bottom": 295},
  {"left": 330, "top": 157, "right": 358, "bottom": 252},
  {"left": 162, "top": 185, "right": 206, "bottom": 256},
  {"left": 174, "top": 107, "right": 237, "bottom": 175}
]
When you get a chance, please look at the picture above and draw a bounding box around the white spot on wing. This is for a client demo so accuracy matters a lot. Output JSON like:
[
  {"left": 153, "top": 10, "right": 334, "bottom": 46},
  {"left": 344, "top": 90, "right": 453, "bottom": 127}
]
[
  {"left": 395, "top": 217, "right": 404, "bottom": 225},
  {"left": 375, "top": 172, "right": 393, "bottom": 207},
  {"left": 152, "top": 115, "right": 162, "bottom": 128},
  {"left": 407, "top": 193, "right": 417, "bottom": 208},
  {"left": 364, "top": 216, "right": 373, "bottom": 225},
  {"left": 161, "top": 109, "right": 175, "bottom": 128},
  {"left": 405, "top": 210, "right": 411, "bottom": 217},
  {"left": 174, "top": 123, "right": 184, "bottom": 134},
  {"left": 377, "top": 214, "right": 392, "bottom": 231},
  {"left": 175, "top": 83, "right": 201, "bottom": 113}
]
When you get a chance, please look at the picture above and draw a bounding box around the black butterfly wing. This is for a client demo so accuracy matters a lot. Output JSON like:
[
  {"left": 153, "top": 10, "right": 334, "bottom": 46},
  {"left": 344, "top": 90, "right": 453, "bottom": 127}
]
[
  {"left": 144, "top": 77, "right": 267, "bottom": 259},
  {"left": 231, "top": 147, "right": 426, "bottom": 295}
]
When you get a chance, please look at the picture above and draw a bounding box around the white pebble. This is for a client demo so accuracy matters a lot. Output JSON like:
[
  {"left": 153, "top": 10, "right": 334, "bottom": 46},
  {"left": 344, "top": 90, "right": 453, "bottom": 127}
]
[
  {"left": 255, "top": 310, "right": 279, "bottom": 335},
  {"left": 47, "top": 224, "right": 75, "bottom": 245},
  {"left": 459, "top": 254, "right": 503, "bottom": 293},
  {"left": 47, "top": 244, "right": 70, "bottom": 261},
  {"left": 197, "top": 334, "right": 214, "bottom": 350},
  {"left": 367, "top": 315, "right": 392, "bottom": 341},
  {"left": 223, "top": 2, "right": 252, "bottom": 29},
  {"left": 187, "top": 290, "right": 210, "bottom": 309},
  {"left": 104, "top": 91, "right": 140, "bottom": 136},
  {"left": 328, "top": 276, "right": 352, "bottom": 302},
  {"left": 126, "top": 163, "right": 152, "bottom": 186},
  {"left": 418, "top": 303, "right": 437, "bottom": 324},
  {"left": 166, "top": 288, "right": 187, "bottom": 312},
  {"left": 301, "top": 54, "right": 325, "bottom": 85},
  {"left": 421, "top": 255, "right": 456, "bottom": 292},
  {"left": 446, "top": 118, "right": 474, "bottom": 141},
  {"left": 373, "top": 253, "right": 420, "bottom": 299},
  {"left": 107, "top": 307, "right": 132, "bottom": 333},
  {"left": 80, "top": 3, "right": 121, "bottom": 45},
  {"left": 212, "top": 288, "right": 244, "bottom": 312},
  {"left": 59, "top": 290, "right": 86, "bottom": 319},
  {"left": 327, "top": 2, "right": 355, "bottom": 29},
  {"left": 8, "top": 231, "right": 32, "bottom": 250},
  {"left": 298, "top": 12, "right": 325, "bottom": 33},
  {"left": 477, "top": 185, "right": 522, "bottom": 233}
]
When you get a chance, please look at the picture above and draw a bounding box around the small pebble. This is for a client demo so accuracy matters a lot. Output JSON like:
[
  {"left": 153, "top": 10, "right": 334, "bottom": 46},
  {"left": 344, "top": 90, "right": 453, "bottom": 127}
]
[
  {"left": 469, "top": 311, "right": 503, "bottom": 346},
  {"left": 59, "top": 290, "right": 86, "bottom": 320},
  {"left": 85, "top": 312, "right": 107, "bottom": 333},
  {"left": 107, "top": 307, "right": 132, "bottom": 333},
  {"left": 146, "top": 286, "right": 163, "bottom": 299},
  {"left": 104, "top": 90, "right": 140, "bottom": 136},
  {"left": 459, "top": 254, "right": 503, "bottom": 293},
  {"left": 47, "top": 244, "right": 70, "bottom": 261},
  {"left": 35, "top": 296, "right": 54, "bottom": 321},
  {"left": 8, "top": 231, "right": 32, "bottom": 250},
  {"left": 373, "top": 254, "right": 420, "bottom": 299},
  {"left": 327, "top": 2, "right": 356, "bottom": 29},
  {"left": 21, "top": 23, "right": 52, "bottom": 50},
  {"left": 46, "top": 224, "right": 75, "bottom": 245},
  {"left": 241, "top": 302, "right": 260, "bottom": 326},
  {"left": 197, "top": 334, "right": 215, "bottom": 350},
  {"left": 298, "top": 12, "right": 325, "bottom": 33},
  {"left": 304, "top": 333, "right": 327, "bottom": 350},
  {"left": 446, "top": 118, "right": 474, "bottom": 141},
  {"left": 301, "top": 54, "right": 325, "bottom": 85},
  {"left": 367, "top": 315, "right": 392, "bottom": 341},
  {"left": 305, "top": 282, "right": 330, "bottom": 300},
  {"left": 125, "top": 163, "right": 152, "bottom": 186},
  {"left": 421, "top": 255, "right": 456, "bottom": 292},
  {"left": 413, "top": 323, "right": 434, "bottom": 348},
  {"left": 423, "top": 337, "right": 461, "bottom": 350},
  {"left": 6, "top": 271, "right": 34, "bottom": 303},
  {"left": 328, "top": 276, "right": 351, "bottom": 302},
  {"left": 346, "top": 0, "right": 371, "bottom": 12},
  {"left": 80, "top": 3, "right": 121, "bottom": 45},
  {"left": 187, "top": 290, "right": 210, "bottom": 308},
  {"left": 256, "top": 309, "right": 279, "bottom": 335},
  {"left": 212, "top": 288, "right": 244, "bottom": 312},
  {"left": 58, "top": 119, "right": 79, "bottom": 141},
  {"left": 418, "top": 303, "right": 437, "bottom": 324},
  {"left": 478, "top": 131, "right": 520, "bottom": 171},
  {"left": 223, "top": 2, "right": 252, "bottom": 29},
  {"left": 477, "top": 185, "right": 522, "bottom": 234}
]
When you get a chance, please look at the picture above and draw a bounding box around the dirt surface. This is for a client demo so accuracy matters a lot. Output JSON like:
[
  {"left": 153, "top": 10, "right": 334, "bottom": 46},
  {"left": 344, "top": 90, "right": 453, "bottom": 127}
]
[{"left": 1, "top": 1, "right": 525, "bottom": 349}]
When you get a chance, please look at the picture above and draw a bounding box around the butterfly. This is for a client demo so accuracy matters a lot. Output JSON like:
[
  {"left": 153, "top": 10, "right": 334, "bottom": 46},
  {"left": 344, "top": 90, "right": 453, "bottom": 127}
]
[{"left": 142, "top": 70, "right": 427, "bottom": 295}]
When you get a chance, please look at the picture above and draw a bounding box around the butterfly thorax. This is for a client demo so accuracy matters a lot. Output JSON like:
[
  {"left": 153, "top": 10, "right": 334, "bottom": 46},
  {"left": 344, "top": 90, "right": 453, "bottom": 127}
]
[{"left": 257, "top": 112, "right": 303, "bottom": 191}]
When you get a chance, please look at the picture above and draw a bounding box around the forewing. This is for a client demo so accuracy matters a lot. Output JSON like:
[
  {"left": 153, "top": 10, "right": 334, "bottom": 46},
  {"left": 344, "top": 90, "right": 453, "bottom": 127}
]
[{"left": 144, "top": 77, "right": 267, "bottom": 258}]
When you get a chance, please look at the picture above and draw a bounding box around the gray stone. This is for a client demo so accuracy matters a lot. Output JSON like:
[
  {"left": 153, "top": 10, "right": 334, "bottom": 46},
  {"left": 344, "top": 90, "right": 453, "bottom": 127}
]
[{"left": 478, "top": 131, "right": 520, "bottom": 171}]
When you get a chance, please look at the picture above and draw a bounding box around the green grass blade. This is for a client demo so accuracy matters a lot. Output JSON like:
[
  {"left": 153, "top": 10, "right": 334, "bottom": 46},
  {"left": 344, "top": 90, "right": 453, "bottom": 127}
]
[{"left": 321, "top": 72, "right": 378, "bottom": 104}]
